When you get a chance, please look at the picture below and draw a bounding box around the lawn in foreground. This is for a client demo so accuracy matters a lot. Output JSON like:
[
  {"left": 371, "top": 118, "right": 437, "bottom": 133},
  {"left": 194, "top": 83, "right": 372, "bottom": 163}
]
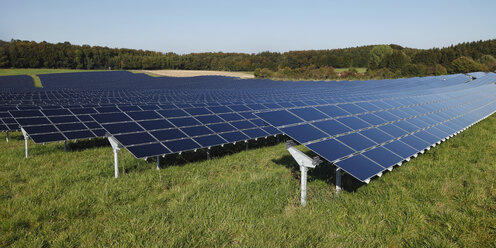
[{"left": 1, "top": 116, "right": 495, "bottom": 247}]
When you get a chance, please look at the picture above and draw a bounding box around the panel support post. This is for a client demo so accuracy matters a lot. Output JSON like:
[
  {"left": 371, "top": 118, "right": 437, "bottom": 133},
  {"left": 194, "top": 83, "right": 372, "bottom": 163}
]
[
  {"left": 335, "top": 168, "right": 342, "bottom": 194},
  {"left": 276, "top": 135, "right": 280, "bottom": 144},
  {"left": 113, "top": 148, "right": 119, "bottom": 178},
  {"left": 286, "top": 140, "right": 322, "bottom": 206},
  {"left": 21, "top": 128, "right": 29, "bottom": 158},
  {"left": 6, "top": 131, "right": 8, "bottom": 142},
  {"left": 156, "top": 156, "right": 160, "bottom": 170},
  {"left": 206, "top": 148, "right": 211, "bottom": 160},
  {"left": 300, "top": 166, "right": 308, "bottom": 206},
  {"left": 64, "top": 140, "right": 67, "bottom": 152},
  {"left": 108, "top": 136, "right": 122, "bottom": 179},
  {"left": 245, "top": 141, "right": 248, "bottom": 151}
]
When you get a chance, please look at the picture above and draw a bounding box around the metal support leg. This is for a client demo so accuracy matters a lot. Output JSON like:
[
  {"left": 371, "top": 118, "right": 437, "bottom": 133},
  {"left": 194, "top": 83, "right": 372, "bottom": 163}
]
[
  {"left": 245, "top": 141, "right": 248, "bottom": 151},
  {"left": 300, "top": 166, "right": 308, "bottom": 206},
  {"left": 286, "top": 140, "right": 322, "bottom": 206},
  {"left": 335, "top": 168, "right": 342, "bottom": 193},
  {"left": 21, "top": 128, "right": 29, "bottom": 158},
  {"left": 113, "top": 148, "right": 119, "bottom": 178},
  {"left": 108, "top": 136, "right": 122, "bottom": 179},
  {"left": 276, "top": 135, "right": 280, "bottom": 144},
  {"left": 64, "top": 140, "right": 67, "bottom": 152},
  {"left": 25, "top": 138, "right": 29, "bottom": 158},
  {"left": 206, "top": 148, "right": 211, "bottom": 160},
  {"left": 156, "top": 156, "right": 160, "bottom": 170},
  {"left": 6, "top": 131, "right": 8, "bottom": 142}
]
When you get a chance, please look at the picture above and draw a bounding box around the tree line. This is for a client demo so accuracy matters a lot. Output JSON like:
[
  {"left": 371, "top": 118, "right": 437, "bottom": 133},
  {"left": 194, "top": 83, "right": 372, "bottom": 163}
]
[{"left": 0, "top": 39, "right": 495, "bottom": 80}]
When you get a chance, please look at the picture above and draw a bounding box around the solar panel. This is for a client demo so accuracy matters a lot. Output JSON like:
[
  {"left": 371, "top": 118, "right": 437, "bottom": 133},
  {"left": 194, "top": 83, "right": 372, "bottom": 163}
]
[
  {"left": 127, "top": 143, "right": 170, "bottom": 158},
  {"left": 192, "top": 134, "right": 225, "bottom": 147},
  {"left": 256, "top": 73, "right": 496, "bottom": 182},
  {"left": 4, "top": 71, "right": 496, "bottom": 185}
]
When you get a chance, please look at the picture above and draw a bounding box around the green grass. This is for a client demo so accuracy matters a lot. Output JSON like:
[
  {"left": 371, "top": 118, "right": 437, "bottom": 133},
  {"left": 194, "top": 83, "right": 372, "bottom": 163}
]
[
  {"left": 28, "top": 75, "right": 42, "bottom": 88},
  {"left": 129, "top": 70, "right": 164, "bottom": 77},
  {"left": 1, "top": 115, "right": 496, "bottom": 246},
  {"left": 335, "top": 67, "right": 367, "bottom": 73}
]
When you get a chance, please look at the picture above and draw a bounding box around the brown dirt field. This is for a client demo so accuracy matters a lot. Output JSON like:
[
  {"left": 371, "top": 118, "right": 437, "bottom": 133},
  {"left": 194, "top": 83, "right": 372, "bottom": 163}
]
[{"left": 142, "top": 70, "right": 254, "bottom": 79}]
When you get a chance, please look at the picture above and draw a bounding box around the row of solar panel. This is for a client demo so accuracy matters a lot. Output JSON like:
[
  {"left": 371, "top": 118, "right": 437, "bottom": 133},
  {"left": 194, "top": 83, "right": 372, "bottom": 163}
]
[
  {"left": 1, "top": 71, "right": 469, "bottom": 91},
  {"left": 0, "top": 73, "right": 475, "bottom": 108},
  {"left": 255, "top": 89, "right": 486, "bottom": 130},
  {"left": 8, "top": 89, "right": 461, "bottom": 136},
  {"left": 256, "top": 82, "right": 496, "bottom": 182},
  {"left": 0, "top": 77, "right": 481, "bottom": 122},
  {"left": 8, "top": 77, "right": 494, "bottom": 158},
  {"left": 0, "top": 86, "right": 469, "bottom": 107},
  {"left": 0, "top": 92, "right": 448, "bottom": 132},
  {"left": 7, "top": 102, "right": 283, "bottom": 158},
  {"left": 333, "top": 100, "right": 496, "bottom": 182}
]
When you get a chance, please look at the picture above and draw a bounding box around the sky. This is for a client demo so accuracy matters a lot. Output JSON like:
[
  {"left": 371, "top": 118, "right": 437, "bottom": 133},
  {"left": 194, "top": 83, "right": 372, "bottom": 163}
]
[{"left": 1, "top": 0, "right": 495, "bottom": 54}]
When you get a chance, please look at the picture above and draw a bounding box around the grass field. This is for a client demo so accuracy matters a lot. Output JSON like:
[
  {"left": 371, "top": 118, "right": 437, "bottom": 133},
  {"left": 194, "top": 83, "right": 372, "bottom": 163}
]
[
  {"left": 1, "top": 114, "right": 496, "bottom": 246},
  {"left": 335, "top": 68, "right": 367, "bottom": 73}
]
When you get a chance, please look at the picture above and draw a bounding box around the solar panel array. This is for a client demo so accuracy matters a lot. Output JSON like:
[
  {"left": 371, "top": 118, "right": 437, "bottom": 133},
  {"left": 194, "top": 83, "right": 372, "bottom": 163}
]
[
  {"left": 0, "top": 75, "right": 34, "bottom": 88},
  {"left": 2, "top": 70, "right": 496, "bottom": 182},
  {"left": 256, "top": 73, "right": 496, "bottom": 182},
  {"left": 467, "top": 71, "right": 487, "bottom": 79}
]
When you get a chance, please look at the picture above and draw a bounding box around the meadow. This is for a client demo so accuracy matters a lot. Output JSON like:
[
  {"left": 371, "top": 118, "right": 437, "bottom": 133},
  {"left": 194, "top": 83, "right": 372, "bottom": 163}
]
[
  {"left": 334, "top": 68, "right": 368, "bottom": 73},
  {"left": 1, "top": 113, "right": 495, "bottom": 247}
]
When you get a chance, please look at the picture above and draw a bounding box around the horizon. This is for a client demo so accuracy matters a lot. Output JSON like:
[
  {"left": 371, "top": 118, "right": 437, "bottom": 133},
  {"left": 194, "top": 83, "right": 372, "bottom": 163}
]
[{"left": 1, "top": 0, "right": 495, "bottom": 54}]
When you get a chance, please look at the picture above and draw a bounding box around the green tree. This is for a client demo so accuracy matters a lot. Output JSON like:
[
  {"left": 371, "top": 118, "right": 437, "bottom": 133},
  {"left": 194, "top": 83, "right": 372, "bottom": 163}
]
[
  {"left": 450, "top": 56, "right": 485, "bottom": 73},
  {"left": 383, "top": 50, "right": 410, "bottom": 71},
  {"left": 0, "top": 47, "right": 10, "bottom": 67},
  {"left": 368, "top": 45, "right": 393, "bottom": 70},
  {"left": 480, "top": 54, "right": 496, "bottom": 71},
  {"left": 254, "top": 68, "right": 274, "bottom": 78},
  {"left": 402, "top": 64, "right": 427, "bottom": 77},
  {"left": 430, "top": 64, "right": 447, "bottom": 75}
]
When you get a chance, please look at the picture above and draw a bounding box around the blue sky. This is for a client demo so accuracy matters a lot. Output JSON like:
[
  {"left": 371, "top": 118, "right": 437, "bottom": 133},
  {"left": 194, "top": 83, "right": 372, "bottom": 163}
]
[{"left": 1, "top": 0, "right": 494, "bottom": 54}]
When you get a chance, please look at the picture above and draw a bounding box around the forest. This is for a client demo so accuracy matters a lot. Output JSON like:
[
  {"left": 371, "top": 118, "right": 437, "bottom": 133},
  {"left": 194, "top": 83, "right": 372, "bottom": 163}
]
[{"left": 0, "top": 39, "right": 495, "bottom": 80}]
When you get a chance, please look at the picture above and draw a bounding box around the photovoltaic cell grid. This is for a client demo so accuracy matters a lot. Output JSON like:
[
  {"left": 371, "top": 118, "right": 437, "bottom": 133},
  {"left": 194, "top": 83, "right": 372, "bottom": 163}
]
[
  {"left": 8, "top": 103, "right": 281, "bottom": 157},
  {"left": 91, "top": 105, "right": 280, "bottom": 158},
  {"left": 256, "top": 73, "right": 496, "bottom": 182},
  {"left": 0, "top": 73, "right": 471, "bottom": 107},
  {"left": 3, "top": 72, "right": 468, "bottom": 137},
  {"left": 0, "top": 75, "right": 34, "bottom": 89},
  {"left": 3, "top": 71, "right": 496, "bottom": 182},
  {"left": 0, "top": 73, "right": 473, "bottom": 133}
]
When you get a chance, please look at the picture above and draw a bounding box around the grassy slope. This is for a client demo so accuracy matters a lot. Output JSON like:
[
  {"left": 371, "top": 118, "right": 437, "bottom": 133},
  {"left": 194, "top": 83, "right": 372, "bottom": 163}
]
[
  {"left": 335, "top": 68, "right": 367, "bottom": 73},
  {"left": 1, "top": 114, "right": 496, "bottom": 246},
  {"left": 129, "top": 70, "right": 164, "bottom": 78}
]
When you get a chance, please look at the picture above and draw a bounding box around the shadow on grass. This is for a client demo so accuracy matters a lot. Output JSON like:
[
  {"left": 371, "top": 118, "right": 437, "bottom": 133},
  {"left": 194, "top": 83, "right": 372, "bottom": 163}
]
[
  {"left": 24, "top": 138, "right": 111, "bottom": 157},
  {"left": 122, "top": 136, "right": 286, "bottom": 174},
  {"left": 271, "top": 147, "right": 366, "bottom": 193},
  {"left": 5, "top": 131, "right": 24, "bottom": 141},
  {"left": 66, "top": 138, "right": 110, "bottom": 151}
]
